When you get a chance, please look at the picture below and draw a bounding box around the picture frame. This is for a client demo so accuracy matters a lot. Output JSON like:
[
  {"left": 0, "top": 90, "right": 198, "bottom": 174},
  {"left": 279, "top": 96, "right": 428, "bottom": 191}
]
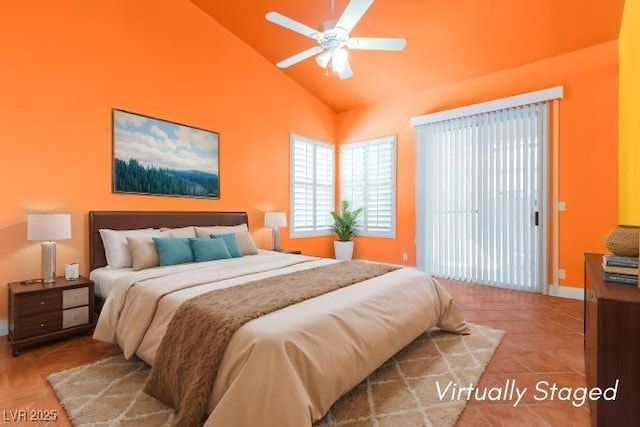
[{"left": 112, "top": 109, "right": 220, "bottom": 199}]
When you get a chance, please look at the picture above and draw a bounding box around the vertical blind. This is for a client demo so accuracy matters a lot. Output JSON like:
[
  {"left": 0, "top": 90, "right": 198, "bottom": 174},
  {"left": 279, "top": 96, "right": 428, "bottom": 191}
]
[
  {"left": 341, "top": 136, "right": 396, "bottom": 237},
  {"left": 290, "top": 134, "right": 334, "bottom": 237},
  {"left": 416, "top": 103, "right": 548, "bottom": 292}
]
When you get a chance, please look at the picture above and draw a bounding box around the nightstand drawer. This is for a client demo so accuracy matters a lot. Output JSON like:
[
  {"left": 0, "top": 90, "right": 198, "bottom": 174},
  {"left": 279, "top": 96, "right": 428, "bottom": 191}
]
[
  {"left": 18, "top": 291, "right": 61, "bottom": 316},
  {"left": 63, "top": 306, "right": 89, "bottom": 329},
  {"left": 19, "top": 312, "right": 62, "bottom": 339},
  {"left": 62, "top": 287, "right": 89, "bottom": 309}
]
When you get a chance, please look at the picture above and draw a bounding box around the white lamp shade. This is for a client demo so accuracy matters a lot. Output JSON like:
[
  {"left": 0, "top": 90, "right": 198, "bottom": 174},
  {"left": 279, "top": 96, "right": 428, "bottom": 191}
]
[
  {"left": 264, "top": 212, "right": 287, "bottom": 228},
  {"left": 27, "top": 213, "right": 72, "bottom": 241}
]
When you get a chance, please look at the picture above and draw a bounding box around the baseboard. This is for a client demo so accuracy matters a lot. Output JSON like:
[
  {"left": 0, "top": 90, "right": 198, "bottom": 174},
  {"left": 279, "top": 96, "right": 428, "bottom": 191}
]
[
  {"left": 548, "top": 284, "right": 583, "bottom": 300},
  {"left": 0, "top": 319, "right": 7, "bottom": 336}
]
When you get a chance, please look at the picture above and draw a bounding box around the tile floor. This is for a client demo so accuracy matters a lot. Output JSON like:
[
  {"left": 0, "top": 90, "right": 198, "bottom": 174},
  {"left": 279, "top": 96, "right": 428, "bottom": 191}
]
[
  {"left": 0, "top": 279, "right": 588, "bottom": 426},
  {"left": 443, "top": 279, "right": 589, "bottom": 426}
]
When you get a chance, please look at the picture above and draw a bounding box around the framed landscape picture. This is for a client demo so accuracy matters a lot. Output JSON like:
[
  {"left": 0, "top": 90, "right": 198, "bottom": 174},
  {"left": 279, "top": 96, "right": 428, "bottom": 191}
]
[{"left": 112, "top": 109, "right": 220, "bottom": 199}]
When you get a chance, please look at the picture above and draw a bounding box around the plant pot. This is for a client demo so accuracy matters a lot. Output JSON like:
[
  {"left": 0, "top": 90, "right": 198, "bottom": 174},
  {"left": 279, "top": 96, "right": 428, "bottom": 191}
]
[
  {"left": 605, "top": 225, "right": 640, "bottom": 257},
  {"left": 334, "top": 241, "right": 354, "bottom": 261}
]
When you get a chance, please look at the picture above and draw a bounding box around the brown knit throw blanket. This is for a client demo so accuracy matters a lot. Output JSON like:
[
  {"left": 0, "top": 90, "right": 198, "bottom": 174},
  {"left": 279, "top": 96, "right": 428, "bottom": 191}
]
[{"left": 144, "top": 260, "right": 399, "bottom": 427}]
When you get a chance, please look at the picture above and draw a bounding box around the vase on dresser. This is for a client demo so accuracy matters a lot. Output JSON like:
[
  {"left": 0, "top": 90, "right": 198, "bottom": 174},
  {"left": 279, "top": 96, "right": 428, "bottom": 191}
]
[{"left": 605, "top": 225, "right": 640, "bottom": 257}]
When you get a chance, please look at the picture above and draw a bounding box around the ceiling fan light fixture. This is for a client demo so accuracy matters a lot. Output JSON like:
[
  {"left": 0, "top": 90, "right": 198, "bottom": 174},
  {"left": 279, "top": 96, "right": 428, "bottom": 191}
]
[
  {"left": 331, "top": 48, "right": 349, "bottom": 73},
  {"left": 316, "top": 51, "right": 331, "bottom": 68}
]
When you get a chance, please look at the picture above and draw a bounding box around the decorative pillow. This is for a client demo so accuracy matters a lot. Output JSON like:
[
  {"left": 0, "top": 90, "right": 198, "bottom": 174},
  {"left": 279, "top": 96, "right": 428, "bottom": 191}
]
[
  {"left": 195, "top": 224, "right": 258, "bottom": 255},
  {"left": 158, "top": 226, "right": 196, "bottom": 238},
  {"left": 126, "top": 237, "right": 160, "bottom": 271},
  {"left": 230, "top": 230, "right": 259, "bottom": 255},
  {"left": 99, "top": 228, "right": 160, "bottom": 269},
  {"left": 189, "top": 238, "right": 232, "bottom": 262},
  {"left": 212, "top": 233, "right": 243, "bottom": 258},
  {"left": 152, "top": 237, "right": 195, "bottom": 266}
]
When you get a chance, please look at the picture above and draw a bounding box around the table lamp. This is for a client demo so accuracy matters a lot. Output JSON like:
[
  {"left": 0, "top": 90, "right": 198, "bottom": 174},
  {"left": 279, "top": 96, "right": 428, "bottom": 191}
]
[
  {"left": 27, "top": 213, "right": 72, "bottom": 283},
  {"left": 264, "top": 212, "right": 287, "bottom": 251}
]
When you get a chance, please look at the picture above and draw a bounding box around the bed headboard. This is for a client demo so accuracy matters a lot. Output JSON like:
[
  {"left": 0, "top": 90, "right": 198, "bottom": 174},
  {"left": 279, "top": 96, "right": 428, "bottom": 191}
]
[{"left": 89, "top": 211, "right": 249, "bottom": 271}]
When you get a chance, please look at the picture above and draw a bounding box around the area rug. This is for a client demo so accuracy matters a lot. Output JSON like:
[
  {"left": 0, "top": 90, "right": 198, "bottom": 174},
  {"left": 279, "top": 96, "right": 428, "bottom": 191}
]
[{"left": 48, "top": 323, "right": 503, "bottom": 427}]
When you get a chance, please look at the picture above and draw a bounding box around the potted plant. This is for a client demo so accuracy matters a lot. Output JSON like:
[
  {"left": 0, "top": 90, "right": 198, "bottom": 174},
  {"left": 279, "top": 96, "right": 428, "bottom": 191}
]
[{"left": 330, "top": 200, "right": 363, "bottom": 260}]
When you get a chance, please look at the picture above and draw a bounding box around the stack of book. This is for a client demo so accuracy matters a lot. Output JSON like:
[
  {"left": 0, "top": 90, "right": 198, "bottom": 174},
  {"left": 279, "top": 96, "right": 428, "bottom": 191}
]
[{"left": 602, "top": 254, "right": 639, "bottom": 285}]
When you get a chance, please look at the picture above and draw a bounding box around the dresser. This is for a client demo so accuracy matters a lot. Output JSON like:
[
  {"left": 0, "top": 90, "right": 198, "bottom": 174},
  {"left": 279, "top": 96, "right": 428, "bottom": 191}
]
[
  {"left": 584, "top": 253, "right": 640, "bottom": 426},
  {"left": 8, "top": 276, "right": 95, "bottom": 356}
]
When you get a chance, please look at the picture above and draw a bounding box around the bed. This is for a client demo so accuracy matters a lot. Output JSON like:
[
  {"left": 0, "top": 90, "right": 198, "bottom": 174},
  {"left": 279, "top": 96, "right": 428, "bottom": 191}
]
[{"left": 90, "top": 210, "right": 467, "bottom": 427}]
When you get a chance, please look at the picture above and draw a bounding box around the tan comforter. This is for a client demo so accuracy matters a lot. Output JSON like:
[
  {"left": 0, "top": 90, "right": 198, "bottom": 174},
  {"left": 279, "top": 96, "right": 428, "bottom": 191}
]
[{"left": 94, "top": 252, "right": 467, "bottom": 427}]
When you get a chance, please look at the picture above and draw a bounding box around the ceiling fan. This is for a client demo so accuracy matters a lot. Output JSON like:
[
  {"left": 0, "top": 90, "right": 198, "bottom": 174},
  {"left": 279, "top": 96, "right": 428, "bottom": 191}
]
[{"left": 266, "top": 0, "right": 407, "bottom": 79}]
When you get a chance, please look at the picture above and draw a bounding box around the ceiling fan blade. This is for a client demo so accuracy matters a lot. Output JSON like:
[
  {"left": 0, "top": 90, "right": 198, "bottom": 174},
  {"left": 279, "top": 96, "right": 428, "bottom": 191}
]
[
  {"left": 347, "top": 37, "right": 407, "bottom": 51},
  {"left": 338, "top": 60, "right": 353, "bottom": 79},
  {"left": 266, "top": 12, "right": 322, "bottom": 40},
  {"left": 276, "top": 46, "right": 324, "bottom": 68},
  {"left": 335, "top": 0, "right": 374, "bottom": 34}
]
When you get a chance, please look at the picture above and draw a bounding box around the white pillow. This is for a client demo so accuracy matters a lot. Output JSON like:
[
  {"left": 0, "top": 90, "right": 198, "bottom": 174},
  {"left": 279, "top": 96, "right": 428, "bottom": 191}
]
[
  {"left": 158, "top": 226, "right": 196, "bottom": 238},
  {"left": 99, "top": 228, "right": 162, "bottom": 268},
  {"left": 194, "top": 224, "right": 248, "bottom": 237}
]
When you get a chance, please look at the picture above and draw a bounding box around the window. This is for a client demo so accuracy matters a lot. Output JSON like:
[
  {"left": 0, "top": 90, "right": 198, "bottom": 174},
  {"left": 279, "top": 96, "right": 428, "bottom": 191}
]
[
  {"left": 290, "top": 134, "right": 334, "bottom": 237},
  {"left": 340, "top": 136, "right": 396, "bottom": 238}
]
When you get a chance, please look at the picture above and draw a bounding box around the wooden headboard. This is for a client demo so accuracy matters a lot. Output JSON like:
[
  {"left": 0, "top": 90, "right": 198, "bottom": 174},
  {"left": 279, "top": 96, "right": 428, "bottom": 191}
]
[{"left": 89, "top": 211, "right": 249, "bottom": 271}]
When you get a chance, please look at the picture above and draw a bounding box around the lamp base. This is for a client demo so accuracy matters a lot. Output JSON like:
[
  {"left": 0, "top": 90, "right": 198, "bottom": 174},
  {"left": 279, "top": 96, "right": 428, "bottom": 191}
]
[
  {"left": 272, "top": 228, "right": 281, "bottom": 252},
  {"left": 41, "top": 241, "right": 56, "bottom": 284}
]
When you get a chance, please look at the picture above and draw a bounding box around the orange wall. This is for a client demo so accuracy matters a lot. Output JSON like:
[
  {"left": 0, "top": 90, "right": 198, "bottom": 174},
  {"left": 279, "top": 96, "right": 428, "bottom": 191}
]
[
  {"left": 0, "top": 0, "right": 336, "bottom": 324},
  {"left": 337, "top": 41, "right": 618, "bottom": 288}
]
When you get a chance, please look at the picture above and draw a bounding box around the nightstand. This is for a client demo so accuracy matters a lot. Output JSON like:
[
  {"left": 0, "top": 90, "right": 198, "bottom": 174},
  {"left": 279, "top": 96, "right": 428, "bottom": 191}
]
[
  {"left": 8, "top": 276, "right": 95, "bottom": 356},
  {"left": 277, "top": 249, "right": 302, "bottom": 255}
]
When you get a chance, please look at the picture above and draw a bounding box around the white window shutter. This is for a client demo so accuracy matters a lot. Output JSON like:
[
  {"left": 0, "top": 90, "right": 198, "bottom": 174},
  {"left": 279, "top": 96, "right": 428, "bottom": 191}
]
[
  {"left": 340, "top": 136, "right": 396, "bottom": 238},
  {"left": 290, "top": 134, "right": 335, "bottom": 237}
]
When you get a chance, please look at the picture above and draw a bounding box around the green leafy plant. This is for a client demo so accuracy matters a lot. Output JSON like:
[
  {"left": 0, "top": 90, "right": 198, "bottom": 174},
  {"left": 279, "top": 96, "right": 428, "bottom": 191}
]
[{"left": 330, "top": 200, "right": 364, "bottom": 241}]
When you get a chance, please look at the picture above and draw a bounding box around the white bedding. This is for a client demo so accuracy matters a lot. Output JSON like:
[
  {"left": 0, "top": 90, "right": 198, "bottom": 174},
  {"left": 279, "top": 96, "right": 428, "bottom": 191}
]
[
  {"left": 90, "top": 250, "right": 282, "bottom": 297},
  {"left": 94, "top": 253, "right": 467, "bottom": 426},
  {"left": 90, "top": 267, "right": 134, "bottom": 298}
]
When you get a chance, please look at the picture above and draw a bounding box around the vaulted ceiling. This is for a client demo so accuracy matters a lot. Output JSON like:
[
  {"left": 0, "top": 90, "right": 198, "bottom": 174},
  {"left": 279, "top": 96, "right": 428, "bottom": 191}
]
[{"left": 192, "top": 0, "right": 625, "bottom": 113}]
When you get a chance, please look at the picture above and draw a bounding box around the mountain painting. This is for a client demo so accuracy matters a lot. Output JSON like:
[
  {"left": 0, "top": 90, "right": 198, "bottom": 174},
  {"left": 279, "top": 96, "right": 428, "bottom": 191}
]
[{"left": 112, "top": 110, "right": 220, "bottom": 199}]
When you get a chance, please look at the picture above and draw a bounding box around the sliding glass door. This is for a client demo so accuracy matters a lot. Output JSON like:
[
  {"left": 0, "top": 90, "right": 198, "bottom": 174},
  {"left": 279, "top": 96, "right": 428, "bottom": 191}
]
[{"left": 415, "top": 102, "right": 548, "bottom": 292}]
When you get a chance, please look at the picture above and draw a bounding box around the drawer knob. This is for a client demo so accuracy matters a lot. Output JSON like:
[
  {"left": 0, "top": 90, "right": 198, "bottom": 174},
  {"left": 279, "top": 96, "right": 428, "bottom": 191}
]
[
  {"left": 40, "top": 323, "right": 45, "bottom": 328},
  {"left": 40, "top": 301, "right": 45, "bottom": 305}
]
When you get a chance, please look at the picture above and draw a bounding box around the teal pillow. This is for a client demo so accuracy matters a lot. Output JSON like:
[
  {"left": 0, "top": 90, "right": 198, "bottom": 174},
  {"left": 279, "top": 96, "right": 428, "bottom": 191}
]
[
  {"left": 189, "top": 238, "right": 232, "bottom": 262},
  {"left": 152, "top": 238, "right": 195, "bottom": 266},
  {"left": 211, "top": 233, "right": 243, "bottom": 258}
]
